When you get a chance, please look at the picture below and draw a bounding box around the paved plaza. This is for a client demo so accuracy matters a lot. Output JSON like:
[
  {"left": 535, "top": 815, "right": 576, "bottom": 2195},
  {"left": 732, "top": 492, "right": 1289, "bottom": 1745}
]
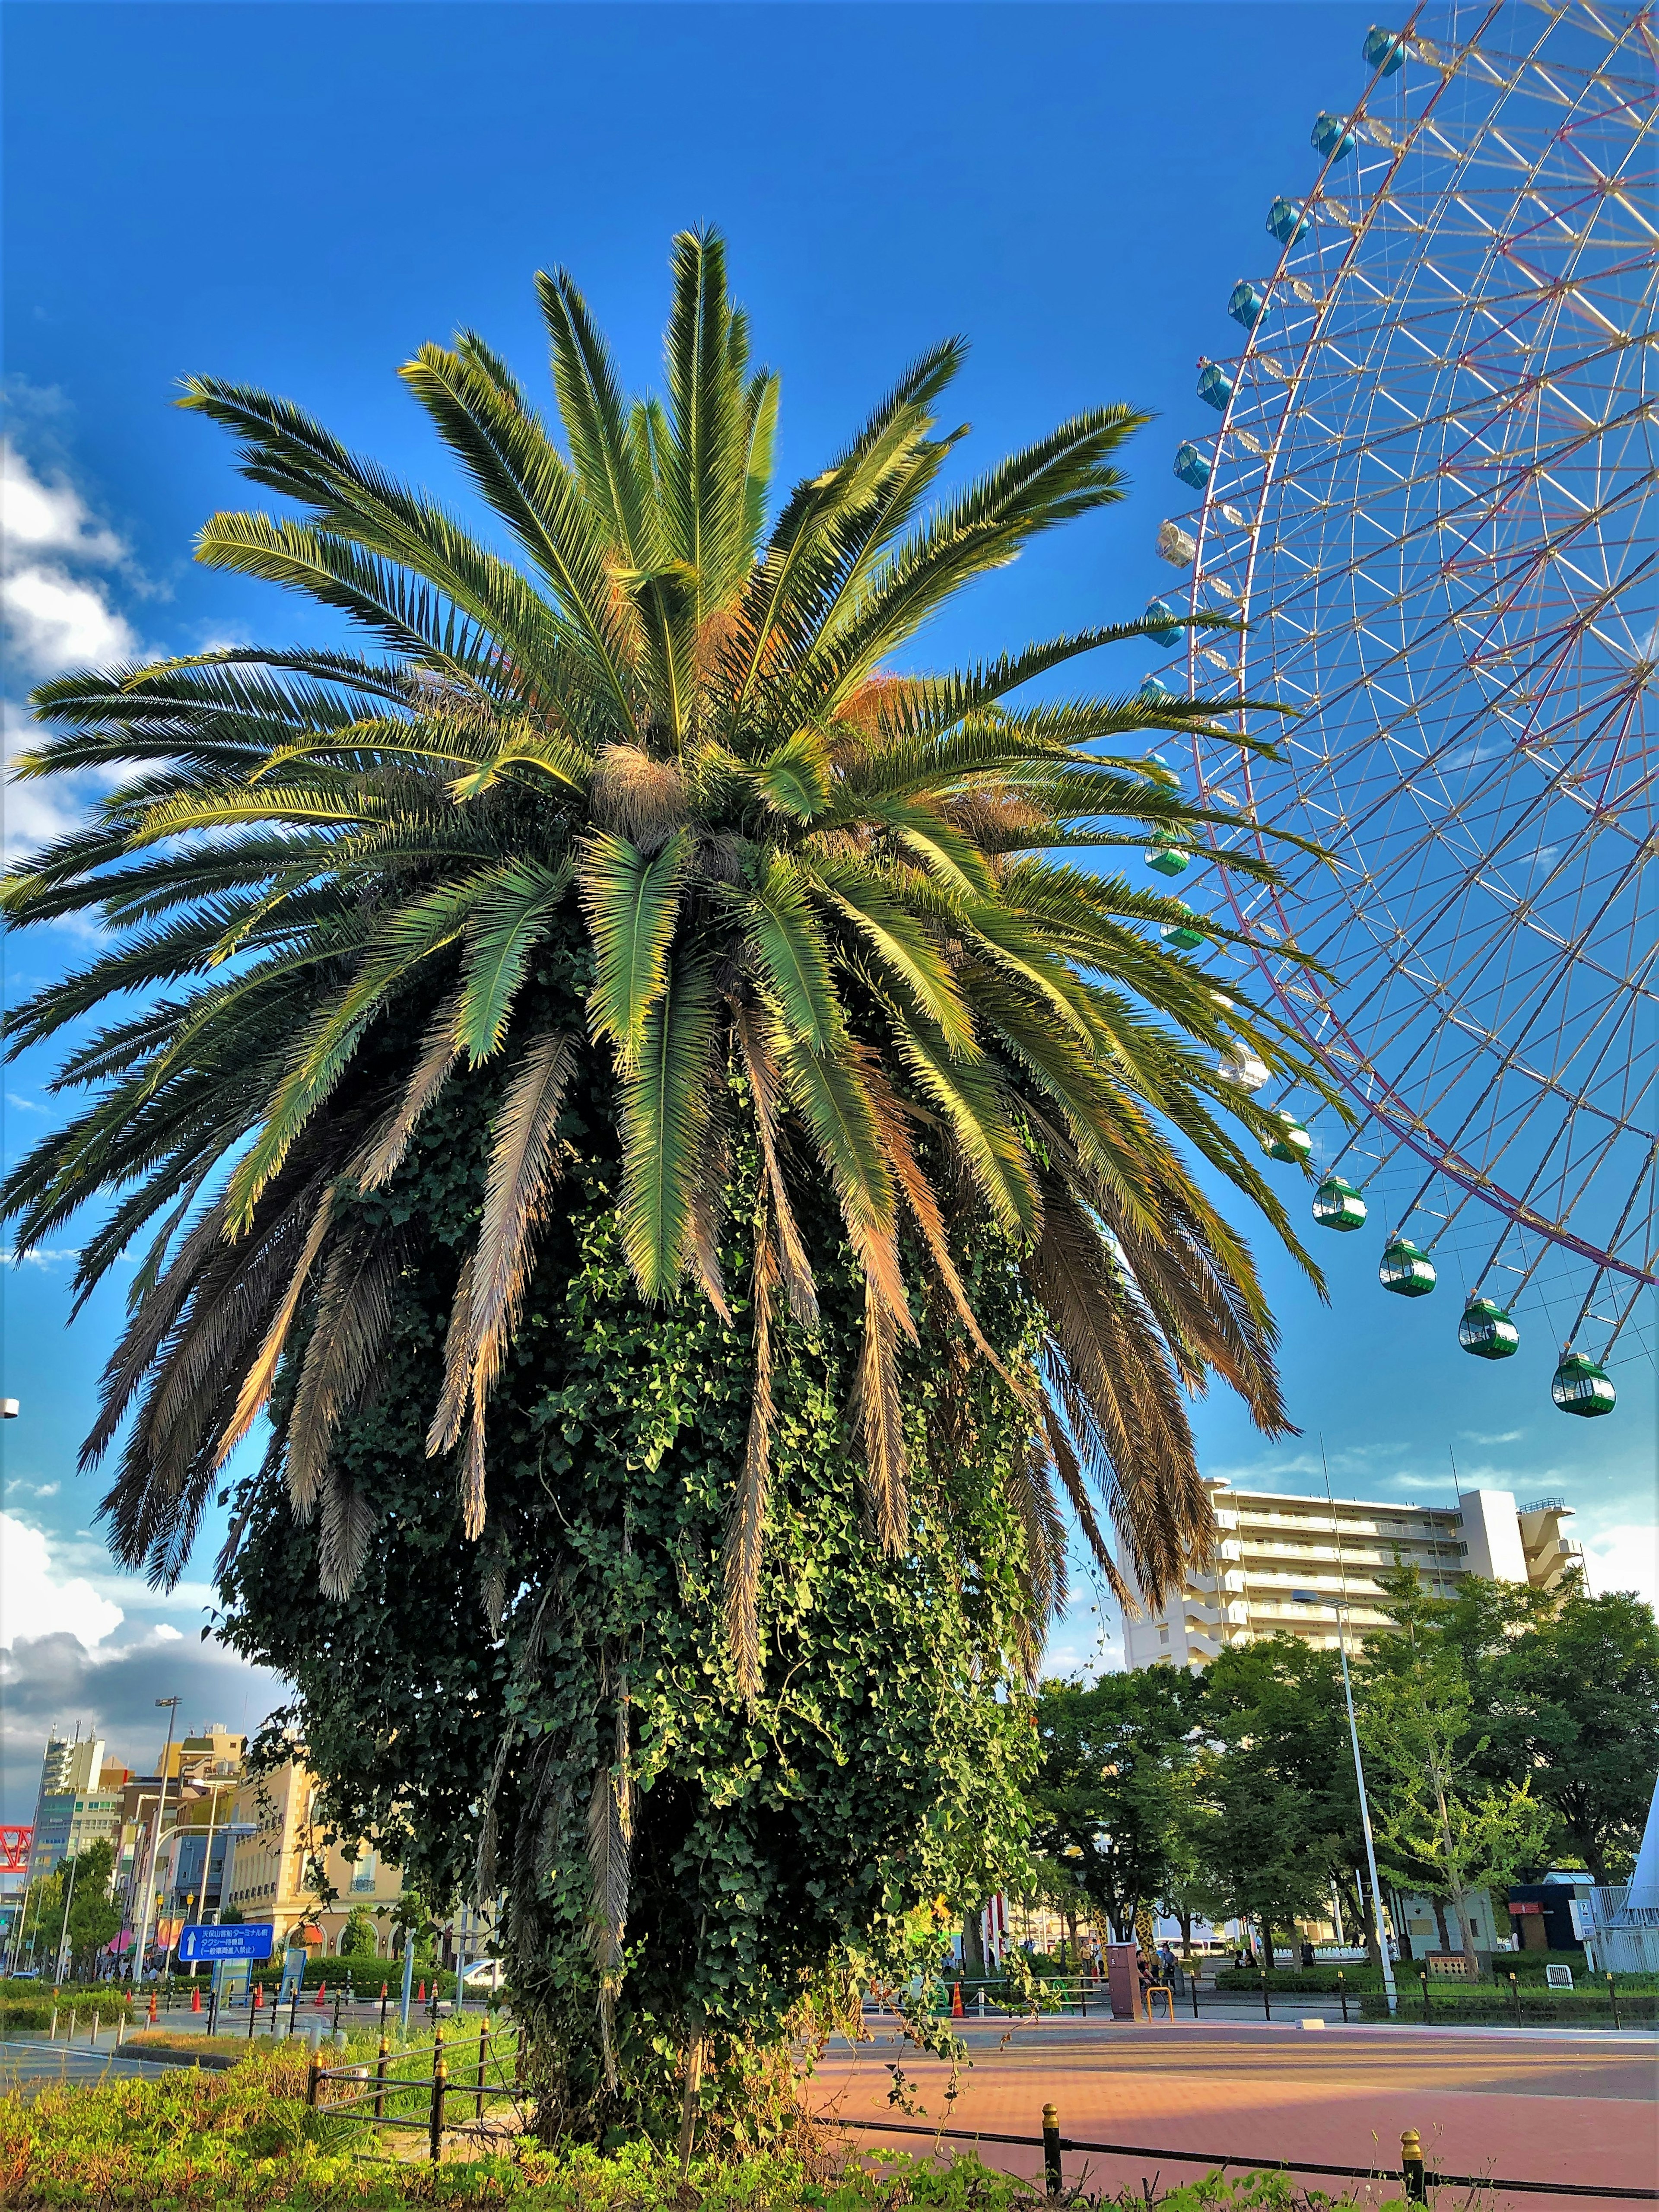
[{"left": 809, "top": 2019, "right": 1659, "bottom": 2212}]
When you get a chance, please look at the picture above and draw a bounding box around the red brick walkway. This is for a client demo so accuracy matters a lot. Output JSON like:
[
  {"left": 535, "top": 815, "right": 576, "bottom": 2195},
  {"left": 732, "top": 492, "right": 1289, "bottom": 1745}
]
[{"left": 806, "top": 2020, "right": 1659, "bottom": 2211}]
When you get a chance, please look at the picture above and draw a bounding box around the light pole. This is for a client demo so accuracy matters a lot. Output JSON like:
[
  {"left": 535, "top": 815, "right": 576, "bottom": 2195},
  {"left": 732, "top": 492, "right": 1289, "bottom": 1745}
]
[
  {"left": 133, "top": 1697, "right": 181, "bottom": 1984},
  {"left": 1320, "top": 1443, "right": 1396, "bottom": 2016}
]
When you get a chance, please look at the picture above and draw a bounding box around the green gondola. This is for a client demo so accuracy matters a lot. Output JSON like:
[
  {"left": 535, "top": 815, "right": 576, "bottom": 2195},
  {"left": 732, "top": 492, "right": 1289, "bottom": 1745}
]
[
  {"left": 1551, "top": 1353, "right": 1616, "bottom": 1418},
  {"left": 1145, "top": 829, "right": 1191, "bottom": 878},
  {"left": 1262, "top": 1110, "right": 1312, "bottom": 1162},
  {"left": 1312, "top": 1175, "right": 1367, "bottom": 1230},
  {"left": 1160, "top": 902, "right": 1206, "bottom": 952},
  {"left": 1379, "top": 1237, "right": 1437, "bottom": 1297},
  {"left": 1458, "top": 1297, "right": 1519, "bottom": 1360}
]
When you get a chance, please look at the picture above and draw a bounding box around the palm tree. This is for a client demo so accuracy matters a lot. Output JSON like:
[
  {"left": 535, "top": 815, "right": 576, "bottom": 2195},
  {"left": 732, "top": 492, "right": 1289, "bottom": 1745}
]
[{"left": 5, "top": 232, "right": 1324, "bottom": 2118}]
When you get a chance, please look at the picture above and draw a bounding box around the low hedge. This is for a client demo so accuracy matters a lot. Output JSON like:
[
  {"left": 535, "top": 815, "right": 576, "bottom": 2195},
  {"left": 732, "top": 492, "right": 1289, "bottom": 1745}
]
[
  {"left": 251, "top": 1961, "right": 459, "bottom": 1999},
  {"left": 0, "top": 1986, "right": 133, "bottom": 2031},
  {"left": 1360, "top": 1984, "right": 1658, "bottom": 2024},
  {"left": 1212, "top": 1968, "right": 1384, "bottom": 1994}
]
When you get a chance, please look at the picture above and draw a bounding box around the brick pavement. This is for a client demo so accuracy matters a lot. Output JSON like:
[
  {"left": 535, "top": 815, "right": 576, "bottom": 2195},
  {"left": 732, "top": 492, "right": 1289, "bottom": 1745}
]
[{"left": 807, "top": 2020, "right": 1659, "bottom": 2212}]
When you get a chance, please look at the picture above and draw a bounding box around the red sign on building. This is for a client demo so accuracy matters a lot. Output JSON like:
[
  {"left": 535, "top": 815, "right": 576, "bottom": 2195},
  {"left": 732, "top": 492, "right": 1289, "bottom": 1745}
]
[{"left": 0, "top": 1827, "right": 32, "bottom": 1874}]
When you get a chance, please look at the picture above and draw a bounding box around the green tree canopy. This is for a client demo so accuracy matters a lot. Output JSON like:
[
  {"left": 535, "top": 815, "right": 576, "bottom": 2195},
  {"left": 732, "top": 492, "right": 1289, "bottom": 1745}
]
[
  {"left": 1027, "top": 1669, "right": 1201, "bottom": 1940},
  {"left": 1439, "top": 1573, "right": 1659, "bottom": 1885}
]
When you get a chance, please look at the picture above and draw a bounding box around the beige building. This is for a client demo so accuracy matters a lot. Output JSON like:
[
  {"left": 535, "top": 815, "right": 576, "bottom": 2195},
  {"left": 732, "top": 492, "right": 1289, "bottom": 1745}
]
[
  {"left": 219, "top": 1761, "right": 406, "bottom": 1955},
  {"left": 1125, "top": 1481, "right": 1582, "bottom": 1671},
  {"left": 27, "top": 1733, "right": 130, "bottom": 1881}
]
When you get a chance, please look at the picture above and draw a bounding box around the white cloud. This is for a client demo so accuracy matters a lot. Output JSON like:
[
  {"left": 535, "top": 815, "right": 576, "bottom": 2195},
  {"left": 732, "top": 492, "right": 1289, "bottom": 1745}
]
[
  {"left": 3, "top": 435, "right": 143, "bottom": 864},
  {"left": 1576, "top": 1522, "right": 1659, "bottom": 1615},
  {"left": 3, "top": 563, "right": 136, "bottom": 678},
  {"left": 0, "top": 1511, "right": 125, "bottom": 1650}
]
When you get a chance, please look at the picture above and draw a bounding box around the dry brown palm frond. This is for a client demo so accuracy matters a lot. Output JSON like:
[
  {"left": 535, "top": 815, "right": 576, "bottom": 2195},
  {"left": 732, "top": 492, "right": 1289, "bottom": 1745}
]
[
  {"left": 285, "top": 1235, "right": 402, "bottom": 1523},
  {"left": 460, "top": 1393, "right": 488, "bottom": 1541},
  {"left": 428, "top": 1032, "right": 575, "bottom": 1514},
  {"left": 1005, "top": 1436, "right": 1069, "bottom": 1684},
  {"left": 212, "top": 1180, "right": 338, "bottom": 1468},
  {"left": 586, "top": 1663, "right": 634, "bottom": 2095},
  {"left": 850, "top": 1276, "right": 908, "bottom": 1554},
  {"left": 722, "top": 1222, "right": 778, "bottom": 1706},
  {"left": 317, "top": 1468, "right": 378, "bottom": 1600},
  {"left": 731, "top": 1001, "right": 817, "bottom": 1325},
  {"left": 428, "top": 1250, "right": 476, "bottom": 1459},
  {"left": 1040, "top": 1400, "right": 1127, "bottom": 1603},
  {"left": 684, "top": 1037, "right": 733, "bottom": 1324},
  {"left": 351, "top": 989, "right": 465, "bottom": 1192},
  {"left": 591, "top": 742, "right": 686, "bottom": 850},
  {"left": 81, "top": 1190, "right": 235, "bottom": 1470},
  {"left": 862, "top": 1060, "right": 1027, "bottom": 1397}
]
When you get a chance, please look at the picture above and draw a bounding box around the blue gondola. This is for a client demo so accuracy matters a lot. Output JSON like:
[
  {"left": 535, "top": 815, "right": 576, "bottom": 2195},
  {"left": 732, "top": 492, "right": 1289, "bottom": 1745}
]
[
  {"left": 1229, "top": 280, "right": 1266, "bottom": 330},
  {"left": 1174, "top": 441, "right": 1212, "bottom": 491},
  {"left": 1551, "top": 1353, "right": 1616, "bottom": 1418},
  {"left": 1144, "top": 598, "right": 1181, "bottom": 647},
  {"left": 1379, "top": 1237, "right": 1437, "bottom": 1297},
  {"left": 1138, "top": 674, "right": 1172, "bottom": 703},
  {"left": 1197, "top": 359, "right": 1234, "bottom": 412},
  {"left": 1311, "top": 112, "right": 1357, "bottom": 160},
  {"left": 1143, "top": 750, "right": 1182, "bottom": 787},
  {"left": 1459, "top": 1297, "right": 1519, "bottom": 1361},
  {"left": 1267, "top": 196, "right": 1311, "bottom": 246},
  {"left": 1364, "top": 24, "right": 1406, "bottom": 73}
]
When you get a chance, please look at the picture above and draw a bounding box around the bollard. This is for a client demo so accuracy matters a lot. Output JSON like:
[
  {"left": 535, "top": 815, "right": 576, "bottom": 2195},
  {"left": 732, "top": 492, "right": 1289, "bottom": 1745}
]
[
  {"left": 429, "top": 2030, "right": 447, "bottom": 2163},
  {"left": 380, "top": 1984, "right": 390, "bottom": 2035},
  {"left": 1337, "top": 1970, "right": 1348, "bottom": 2025},
  {"left": 1042, "top": 2101, "right": 1063, "bottom": 2199},
  {"left": 306, "top": 2052, "right": 322, "bottom": 2109},
  {"left": 1190, "top": 1970, "right": 1200, "bottom": 2021},
  {"left": 48, "top": 2010, "right": 57, "bottom": 2041},
  {"left": 333, "top": 1986, "right": 343, "bottom": 2035},
  {"left": 1419, "top": 1967, "right": 1431, "bottom": 2024},
  {"left": 476, "top": 2026, "right": 490, "bottom": 2118},
  {"left": 1259, "top": 1970, "right": 1271, "bottom": 2022},
  {"left": 375, "top": 2034, "right": 390, "bottom": 2120},
  {"left": 208, "top": 1986, "right": 219, "bottom": 2038},
  {"left": 1607, "top": 1972, "right": 1621, "bottom": 2031},
  {"left": 249, "top": 1986, "right": 262, "bottom": 2040},
  {"left": 1401, "top": 2128, "right": 1426, "bottom": 2204},
  {"left": 1508, "top": 1972, "right": 1520, "bottom": 2026}
]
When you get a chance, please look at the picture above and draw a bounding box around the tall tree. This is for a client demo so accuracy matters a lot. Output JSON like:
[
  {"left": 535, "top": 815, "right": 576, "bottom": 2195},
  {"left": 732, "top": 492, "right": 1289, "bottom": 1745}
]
[
  {"left": 1440, "top": 1574, "right": 1659, "bottom": 1885},
  {"left": 1027, "top": 1671, "right": 1201, "bottom": 1941},
  {"left": 4, "top": 233, "right": 1324, "bottom": 2135},
  {"left": 1196, "top": 1639, "right": 1353, "bottom": 1965},
  {"left": 1360, "top": 1567, "right": 1551, "bottom": 1974}
]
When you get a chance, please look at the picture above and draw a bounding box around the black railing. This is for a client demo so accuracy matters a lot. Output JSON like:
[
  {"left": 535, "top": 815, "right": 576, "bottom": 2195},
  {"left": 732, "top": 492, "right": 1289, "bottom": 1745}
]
[
  {"left": 826, "top": 2112, "right": 1659, "bottom": 2201},
  {"left": 307, "top": 2024, "right": 521, "bottom": 2161}
]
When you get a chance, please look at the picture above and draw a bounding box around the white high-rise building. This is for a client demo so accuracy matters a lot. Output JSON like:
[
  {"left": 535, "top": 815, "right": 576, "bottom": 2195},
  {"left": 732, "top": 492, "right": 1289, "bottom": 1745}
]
[{"left": 1124, "top": 1481, "right": 1582, "bottom": 1671}]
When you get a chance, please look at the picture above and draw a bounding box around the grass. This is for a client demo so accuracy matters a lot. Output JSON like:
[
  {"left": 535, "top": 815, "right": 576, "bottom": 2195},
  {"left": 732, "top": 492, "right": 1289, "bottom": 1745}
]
[{"left": 0, "top": 2037, "right": 1418, "bottom": 2212}]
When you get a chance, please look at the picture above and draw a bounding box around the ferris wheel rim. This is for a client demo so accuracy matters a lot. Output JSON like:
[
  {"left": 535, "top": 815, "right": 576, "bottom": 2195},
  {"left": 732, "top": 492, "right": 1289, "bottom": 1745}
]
[{"left": 1161, "top": 0, "right": 1657, "bottom": 1322}]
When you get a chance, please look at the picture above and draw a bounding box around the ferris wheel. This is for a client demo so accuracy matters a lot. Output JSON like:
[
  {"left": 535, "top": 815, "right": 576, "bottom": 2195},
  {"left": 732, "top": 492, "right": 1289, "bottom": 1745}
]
[{"left": 1147, "top": 2, "right": 1656, "bottom": 1416}]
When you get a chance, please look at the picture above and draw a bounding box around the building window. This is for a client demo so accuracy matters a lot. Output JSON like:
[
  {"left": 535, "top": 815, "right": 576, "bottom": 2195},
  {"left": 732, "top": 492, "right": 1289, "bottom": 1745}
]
[{"left": 350, "top": 1852, "right": 378, "bottom": 1894}]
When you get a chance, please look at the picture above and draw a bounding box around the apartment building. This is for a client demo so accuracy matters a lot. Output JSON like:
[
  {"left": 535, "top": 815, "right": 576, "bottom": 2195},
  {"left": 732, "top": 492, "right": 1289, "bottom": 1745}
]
[
  {"left": 112, "top": 1727, "right": 248, "bottom": 1913},
  {"left": 219, "top": 1761, "right": 405, "bottom": 1955},
  {"left": 1123, "top": 1480, "right": 1582, "bottom": 1671},
  {"left": 26, "top": 1732, "right": 131, "bottom": 1881}
]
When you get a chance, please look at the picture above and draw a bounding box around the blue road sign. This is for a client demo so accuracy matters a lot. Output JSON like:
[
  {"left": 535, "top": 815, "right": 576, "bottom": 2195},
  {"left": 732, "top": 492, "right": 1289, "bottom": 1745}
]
[{"left": 177, "top": 1922, "right": 276, "bottom": 1962}]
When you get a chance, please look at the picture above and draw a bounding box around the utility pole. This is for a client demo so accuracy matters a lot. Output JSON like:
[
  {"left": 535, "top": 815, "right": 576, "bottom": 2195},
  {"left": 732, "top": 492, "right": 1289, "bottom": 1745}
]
[
  {"left": 1322, "top": 1443, "right": 1397, "bottom": 2016},
  {"left": 132, "top": 1698, "right": 181, "bottom": 1985},
  {"left": 400, "top": 1911, "right": 416, "bottom": 2033}
]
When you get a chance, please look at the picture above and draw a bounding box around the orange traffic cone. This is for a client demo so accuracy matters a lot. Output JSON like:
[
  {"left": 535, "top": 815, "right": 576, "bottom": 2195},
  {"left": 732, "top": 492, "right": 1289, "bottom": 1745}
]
[
  {"left": 417, "top": 1980, "right": 426, "bottom": 2003},
  {"left": 315, "top": 1981, "right": 327, "bottom": 2007},
  {"left": 951, "top": 1981, "right": 964, "bottom": 2018},
  {"left": 191, "top": 1984, "right": 202, "bottom": 2013},
  {"left": 147, "top": 1990, "right": 158, "bottom": 2024},
  {"left": 252, "top": 1986, "right": 264, "bottom": 2013}
]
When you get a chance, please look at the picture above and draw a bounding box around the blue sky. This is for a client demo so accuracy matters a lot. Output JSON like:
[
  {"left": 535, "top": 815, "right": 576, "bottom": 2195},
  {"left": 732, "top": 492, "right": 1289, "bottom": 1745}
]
[{"left": 3, "top": 1, "right": 1653, "bottom": 1817}]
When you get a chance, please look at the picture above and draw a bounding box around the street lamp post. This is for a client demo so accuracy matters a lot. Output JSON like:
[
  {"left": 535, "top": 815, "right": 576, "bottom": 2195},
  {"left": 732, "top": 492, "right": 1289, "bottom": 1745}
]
[
  {"left": 132, "top": 1698, "right": 181, "bottom": 1985},
  {"left": 1331, "top": 1602, "right": 1397, "bottom": 2015}
]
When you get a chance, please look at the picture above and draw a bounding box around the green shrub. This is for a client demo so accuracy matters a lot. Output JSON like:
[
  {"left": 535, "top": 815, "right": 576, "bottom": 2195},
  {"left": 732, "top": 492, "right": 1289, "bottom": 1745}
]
[
  {"left": 0, "top": 2046, "right": 1415, "bottom": 2212},
  {"left": 1211, "top": 1967, "right": 1383, "bottom": 1994}
]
